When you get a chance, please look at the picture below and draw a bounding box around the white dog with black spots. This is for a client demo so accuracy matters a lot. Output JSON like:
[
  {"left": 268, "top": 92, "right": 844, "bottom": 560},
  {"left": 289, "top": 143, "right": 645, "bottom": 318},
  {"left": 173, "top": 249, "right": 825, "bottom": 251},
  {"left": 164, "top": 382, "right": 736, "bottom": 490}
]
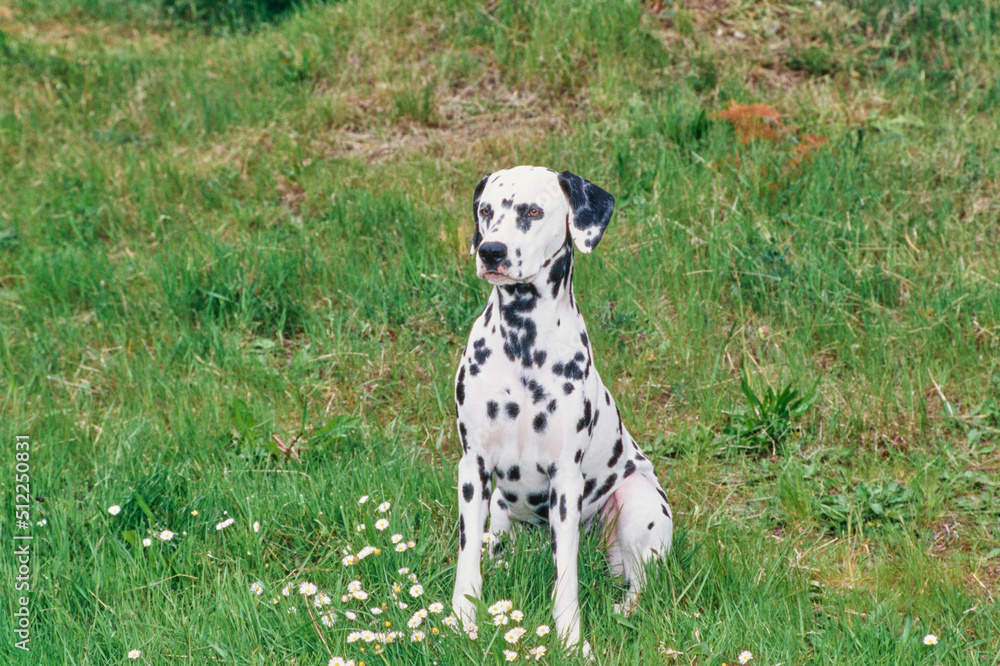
[{"left": 451, "top": 165, "right": 673, "bottom": 653}]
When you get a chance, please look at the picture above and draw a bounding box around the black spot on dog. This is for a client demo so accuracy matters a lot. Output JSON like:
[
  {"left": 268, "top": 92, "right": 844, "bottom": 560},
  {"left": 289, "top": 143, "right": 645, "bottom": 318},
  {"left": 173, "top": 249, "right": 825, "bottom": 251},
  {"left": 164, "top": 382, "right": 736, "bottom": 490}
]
[
  {"left": 462, "top": 483, "right": 474, "bottom": 503},
  {"left": 549, "top": 489, "right": 557, "bottom": 508},
  {"left": 514, "top": 203, "right": 543, "bottom": 232},
  {"left": 505, "top": 402, "right": 520, "bottom": 418},
  {"left": 501, "top": 198, "right": 513, "bottom": 209},
  {"left": 577, "top": 495, "right": 584, "bottom": 512},
  {"left": 657, "top": 487, "right": 668, "bottom": 502},
  {"left": 591, "top": 473, "right": 618, "bottom": 502},
  {"left": 502, "top": 489, "right": 518, "bottom": 504},
  {"left": 574, "top": 351, "right": 585, "bottom": 362},
  {"left": 551, "top": 527, "right": 557, "bottom": 556},
  {"left": 455, "top": 366, "right": 466, "bottom": 405},
  {"left": 473, "top": 338, "right": 491, "bottom": 366},
  {"left": 459, "top": 515, "right": 466, "bottom": 550},
  {"left": 468, "top": 364, "right": 480, "bottom": 377},
  {"left": 498, "top": 498, "right": 508, "bottom": 511},
  {"left": 563, "top": 382, "right": 574, "bottom": 395},
  {"left": 483, "top": 302, "right": 493, "bottom": 326},
  {"left": 547, "top": 462, "right": 558, "bottom": 477},
  {"left": 581, "top": 477, "right": 597, "bottom": 498},
  {"left": 580, "top": 332, "right": 589, "bottom": 347},
  {"left": 508, "top": 465, "right": 520, "bottom": 482},
  {"left": 494, "top": 467, "right": 505, "bottom": 480},
  {"left": 522, "top": 377, "right": 546, "bottom": 404},
  {"left": 553, "top": 359, "right": 584, "bottom": 380},
  {"left": 605, "top": 391, "right": 611, "bottom": 405},
  {"left": 533, "top": 412, "right": 548, "bottom": 433},
  {"left": 535, "top": 503, "right": 549, "bottom": 520},
  {"left": 623, "top": 460, "right": 636, "bottom": 478},
  {"left": 648, "top": 521, "right": 655, "bottom": 530},
  {"left": 546, "top": 241, "right": 573, "bottom": 298},
  {"left": 576, "top": 398, "right": 592, "bottom": 433},
  {"left": 527, "top": 492, "right": 547, "bottom": 506},
  {"left": 574, "top": 449, "right": 583, "bottom": 463},
  {"left": 559, "top": 494, "right": 567, "bottom": 522},
  {"left": 662, "top": 504, "right": 671, "bottom": 518},
  {"left": 533, "top": 350, "right": 547, "bottom": 368},
  {"left": 608, "top": 438, "right": 624, "bottom": 467},
  {"left": 547, "top": 399, "right": 558, "bottom": 413},
  {"left": 458, "top": 422, "right": 468, "bottom": 452},
  {"left": 486, "top": 401, "right": 499, "bottom": 420}
]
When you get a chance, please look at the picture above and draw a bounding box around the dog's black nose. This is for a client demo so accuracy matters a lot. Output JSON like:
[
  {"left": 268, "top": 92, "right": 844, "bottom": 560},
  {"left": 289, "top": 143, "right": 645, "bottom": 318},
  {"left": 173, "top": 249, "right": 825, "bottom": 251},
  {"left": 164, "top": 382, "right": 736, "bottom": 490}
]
[{"left": 478, "top": 241, "right": 508, "bottom": 269}]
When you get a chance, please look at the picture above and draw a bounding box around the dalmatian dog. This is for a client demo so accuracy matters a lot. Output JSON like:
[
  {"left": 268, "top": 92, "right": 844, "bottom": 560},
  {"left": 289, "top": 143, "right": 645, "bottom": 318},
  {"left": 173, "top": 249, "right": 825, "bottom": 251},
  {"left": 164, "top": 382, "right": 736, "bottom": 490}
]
[{"left": 451, "top": 165, "right": 673, "bottom": 651}]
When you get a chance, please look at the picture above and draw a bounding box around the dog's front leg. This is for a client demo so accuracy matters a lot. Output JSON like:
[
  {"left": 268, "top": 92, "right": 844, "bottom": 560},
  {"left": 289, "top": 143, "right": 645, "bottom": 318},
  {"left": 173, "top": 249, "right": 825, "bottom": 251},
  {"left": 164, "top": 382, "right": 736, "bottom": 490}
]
[
  {"left": 452, "top": 452, "right": 490, "bottom": 630},
  {"left": 549, "top": 468, "right": 585, "bottom": 651}
]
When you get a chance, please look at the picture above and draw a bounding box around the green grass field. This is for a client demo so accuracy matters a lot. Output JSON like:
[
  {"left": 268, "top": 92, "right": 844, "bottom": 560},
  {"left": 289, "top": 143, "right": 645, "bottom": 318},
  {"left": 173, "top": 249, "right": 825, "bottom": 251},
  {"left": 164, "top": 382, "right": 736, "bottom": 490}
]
[{"left": 2, "top": 0, "right": 999, "bottom": 663}]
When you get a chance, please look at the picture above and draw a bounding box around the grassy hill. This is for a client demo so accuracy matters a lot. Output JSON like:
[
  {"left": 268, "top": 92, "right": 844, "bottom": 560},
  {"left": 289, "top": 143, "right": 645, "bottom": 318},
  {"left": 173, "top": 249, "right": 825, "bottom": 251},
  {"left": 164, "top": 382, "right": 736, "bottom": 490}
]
[{"left": 1, "top": 0, "right": 998, "bottom": 663}]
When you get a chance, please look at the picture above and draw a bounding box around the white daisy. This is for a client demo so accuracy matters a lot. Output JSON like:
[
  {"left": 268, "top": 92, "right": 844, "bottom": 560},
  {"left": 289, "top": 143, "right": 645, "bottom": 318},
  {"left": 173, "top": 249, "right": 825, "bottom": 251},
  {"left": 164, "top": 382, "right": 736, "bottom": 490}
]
[
  {"left": 358, "top": 495, "right": 369, "bottom": 505},
  {"left": 923, "top": 634, "right": 938, "bottom": 646},
  {"left": 503, "top": 649, "right": 517, "bottom": 661},
  {"left": 535, "top": 624, "right": 550, "bottom": 637},
  {"left": 429, "top": 602, "right": 444, "bottom": 613},
  {"left": 159, "top": 530, "right": 175, "bottom": 541},
  {"left": 375, "top": 518, "right": 389, "bottom": 531},
  {"left": 142, "top": 538, "right": 152, "bottom": 547},
  {"left": 322, "top": 613, "right": 336, "bottom": 627},
  {"left": 127, "top": 649, "right": 140, "bottom": 659},
  {"left": 391, "top": 534, "right": 404, "bottom": 544},
  {"left": 108, "top": 505, "right": 121, "bottom": 516},
  {"left": 504, "top": 626, "right": 526, "bottom": 643},
  {"left": 409, "top": 584, "right": 424, "bottom": 598},
  {"left": 378, "top": 501, "right": 391, "bottom": 513},
  {"left": 299, "top": 582, "right": 318, "bottom": 596},
  {"left": 738, "top": 651, "right": 754, "bottom": 664},
  {"left": 253, "top": 521, "right": 260, "bottom": 533},
  {"left": 250, "top": 581, "right": 264, "bottom": 595},
  {"left": 410, "top": 630, "right": 425, "bottom": 642},
  {"left": 215, "top": 518, "right": 234, "bottom": 531}
]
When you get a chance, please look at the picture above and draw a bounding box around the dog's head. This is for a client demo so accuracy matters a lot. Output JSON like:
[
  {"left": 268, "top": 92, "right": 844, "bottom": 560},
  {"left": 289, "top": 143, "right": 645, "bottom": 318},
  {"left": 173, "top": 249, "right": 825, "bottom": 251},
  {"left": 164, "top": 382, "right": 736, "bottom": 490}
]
[{"left": 469, "top": 165, "right": 615, "bottom": 286}]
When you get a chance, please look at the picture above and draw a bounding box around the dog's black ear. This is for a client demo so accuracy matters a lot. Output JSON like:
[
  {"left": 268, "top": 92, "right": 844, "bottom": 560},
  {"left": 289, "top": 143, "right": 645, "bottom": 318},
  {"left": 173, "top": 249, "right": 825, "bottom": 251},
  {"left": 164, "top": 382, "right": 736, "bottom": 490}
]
[
  {"left": 470, "top": 173, "right": 490, "bottom": 255},
  {"left": 558, "top": 171, "right": 615, "bottom": 254}
]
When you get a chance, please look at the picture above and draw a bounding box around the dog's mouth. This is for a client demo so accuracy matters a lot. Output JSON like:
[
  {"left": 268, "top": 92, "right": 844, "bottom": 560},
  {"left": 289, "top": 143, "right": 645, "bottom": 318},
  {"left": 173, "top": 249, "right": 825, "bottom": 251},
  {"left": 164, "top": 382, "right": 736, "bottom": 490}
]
[{"left": 480, "top": 269, "right": 537, "bottom": 285}]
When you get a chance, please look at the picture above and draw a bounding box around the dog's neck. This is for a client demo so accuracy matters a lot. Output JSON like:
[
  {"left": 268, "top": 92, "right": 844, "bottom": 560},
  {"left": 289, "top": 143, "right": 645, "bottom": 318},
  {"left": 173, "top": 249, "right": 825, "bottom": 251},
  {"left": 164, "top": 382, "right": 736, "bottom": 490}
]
[{"left": 490, "top": 240, "right": 584, "bottom": 368}]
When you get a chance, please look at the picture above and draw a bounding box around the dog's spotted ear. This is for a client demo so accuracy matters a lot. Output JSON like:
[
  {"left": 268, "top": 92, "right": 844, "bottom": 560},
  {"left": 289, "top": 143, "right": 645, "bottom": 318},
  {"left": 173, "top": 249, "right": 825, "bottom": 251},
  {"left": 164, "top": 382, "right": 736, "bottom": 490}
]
[
  {"left": 558, "top": 171, "right": 615, "bottom": 254},
  {"left": 470, "top": 173, "right": 490, "bottom": 255}
]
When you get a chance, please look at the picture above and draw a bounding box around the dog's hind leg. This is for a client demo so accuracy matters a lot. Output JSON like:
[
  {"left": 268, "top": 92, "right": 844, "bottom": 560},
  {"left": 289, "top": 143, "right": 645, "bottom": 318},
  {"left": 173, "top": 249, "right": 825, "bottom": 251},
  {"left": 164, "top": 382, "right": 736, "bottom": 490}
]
[{"left": 600, "top": 471, "right": 673, "bottom": 615}]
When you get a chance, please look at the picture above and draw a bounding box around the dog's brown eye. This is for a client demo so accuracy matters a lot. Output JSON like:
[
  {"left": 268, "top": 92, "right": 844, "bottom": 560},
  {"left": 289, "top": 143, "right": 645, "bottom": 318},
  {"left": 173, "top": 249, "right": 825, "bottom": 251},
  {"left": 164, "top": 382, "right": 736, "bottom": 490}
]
[
  {"left": 481, "top": 207, "right": 492, "bottom": 218},
  {"left": 528, "top": 208, "right": 541, "bottom": 217}
]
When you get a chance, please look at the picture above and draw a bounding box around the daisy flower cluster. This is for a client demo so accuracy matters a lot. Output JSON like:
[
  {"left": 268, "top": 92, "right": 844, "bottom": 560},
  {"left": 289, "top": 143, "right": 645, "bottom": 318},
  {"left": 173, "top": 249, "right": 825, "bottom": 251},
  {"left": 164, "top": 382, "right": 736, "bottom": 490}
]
[
  {"left": 484, "top": 600, "right": 550, "bottom": 662},
  {"left": 254, "top": 495, "right": 556, "bottom": 664}
]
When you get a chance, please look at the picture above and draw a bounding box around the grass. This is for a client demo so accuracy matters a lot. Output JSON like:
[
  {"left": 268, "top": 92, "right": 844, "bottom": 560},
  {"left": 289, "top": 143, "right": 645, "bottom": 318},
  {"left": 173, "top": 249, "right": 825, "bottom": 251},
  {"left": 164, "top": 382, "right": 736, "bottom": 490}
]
[{"left": 1, "top": 0, "right": 999, "bottom": 663}]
